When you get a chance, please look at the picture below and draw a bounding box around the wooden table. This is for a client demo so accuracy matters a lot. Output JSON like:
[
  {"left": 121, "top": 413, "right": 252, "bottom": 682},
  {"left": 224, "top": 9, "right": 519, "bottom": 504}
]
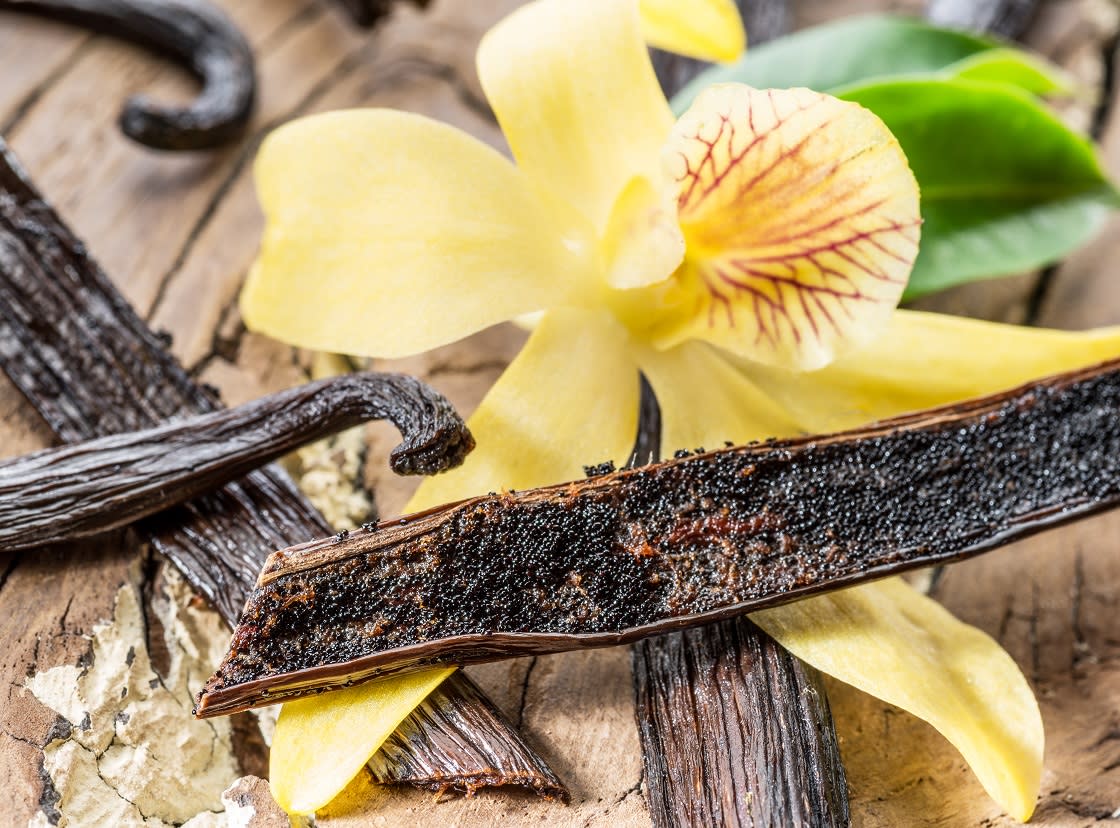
[{"left": 1, "top": 1, "right": 1118, "bottom": 825}]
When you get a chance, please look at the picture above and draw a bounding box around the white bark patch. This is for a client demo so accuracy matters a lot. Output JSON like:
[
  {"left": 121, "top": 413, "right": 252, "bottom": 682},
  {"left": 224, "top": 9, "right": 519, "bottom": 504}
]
[
  {"left": 26, "top": 564, "right": 241, "bottom": 826},
  {"left": 289, "top": 426, "right": 373, "bottom": 530}
]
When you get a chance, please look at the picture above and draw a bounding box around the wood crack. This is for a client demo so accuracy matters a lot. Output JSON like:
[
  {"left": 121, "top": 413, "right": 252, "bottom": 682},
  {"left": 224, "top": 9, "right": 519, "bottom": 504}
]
[
  {"left": 1071, "top": 546, "right": 1089, "bottom": 672},
  {"left": 256, "top": 0, "right": 320, "bottom": 53},
  {"left": 0, "top": 36, "right": 94, "bottom": 135},
  {"left": 0, "top": 554, "right": 20, "bottom": 599},
  {"left": 515, "top": 657, "right": 537, "bottom": 729},
  {"left": 188, "top": 289, "right": 246, "bottom": 375}
]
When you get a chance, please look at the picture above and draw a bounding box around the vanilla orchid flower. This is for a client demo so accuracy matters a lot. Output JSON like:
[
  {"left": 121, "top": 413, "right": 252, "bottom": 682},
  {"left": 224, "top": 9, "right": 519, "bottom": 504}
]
[{"left": 241, "top": 0, "right": 1120, "bottom": 818}]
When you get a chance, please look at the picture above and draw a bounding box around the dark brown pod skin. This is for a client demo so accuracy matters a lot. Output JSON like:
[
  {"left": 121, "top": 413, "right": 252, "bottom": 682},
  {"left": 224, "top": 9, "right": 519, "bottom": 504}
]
[
  {"left": 367, "top": 671, "right": 569, "bottom": 800},
  {"left": 0, "top": 0, "right": 254, "bottom": 150},
  {"left": 0, "top": 372, "right": 473, "bottom": 552},
  {"left": 0, "top": 139, "right": 567, "bottom": 800},
  {"left": 197, "top": 356, "right": 1120, "bottom": 717},
  {"left": 633, "top": 617, "right": 848, "bottom": 828}
]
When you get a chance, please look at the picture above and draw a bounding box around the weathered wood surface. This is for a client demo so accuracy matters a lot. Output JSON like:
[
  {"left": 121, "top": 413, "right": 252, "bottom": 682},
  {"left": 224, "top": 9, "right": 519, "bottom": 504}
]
[{"left": 1, "top": 0, "right": 1119, "bottom": 826}]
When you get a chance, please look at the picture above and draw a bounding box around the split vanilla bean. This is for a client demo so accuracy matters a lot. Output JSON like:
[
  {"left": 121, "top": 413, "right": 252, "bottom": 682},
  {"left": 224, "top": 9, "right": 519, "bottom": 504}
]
[
  {"left": 0, "top": 0, "right": 254, "bottom": 150},
  {"left": 198, "top": 356, "right": 1120, "bottom": 716},
  {"left": 0, "top": 373, "right": 472, "bottom": 551},
  {"left": 0, "top": 139, "right": 566, "bottom": 799}
]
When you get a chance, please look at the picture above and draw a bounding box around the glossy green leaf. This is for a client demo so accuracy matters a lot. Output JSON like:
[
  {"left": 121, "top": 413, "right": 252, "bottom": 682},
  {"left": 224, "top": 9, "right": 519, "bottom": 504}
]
[
  {"left": 671, "top": 15, "right": 1070, "bottom": 114},
  {"left": 673, "top": 15, "right": 988, "bottom": 112},
  {"left": 940, "top": 48, "right": 1074, "bottom": 96},
  {"left": 837, "top": 78, "right": 1118, "bottom": 298}
]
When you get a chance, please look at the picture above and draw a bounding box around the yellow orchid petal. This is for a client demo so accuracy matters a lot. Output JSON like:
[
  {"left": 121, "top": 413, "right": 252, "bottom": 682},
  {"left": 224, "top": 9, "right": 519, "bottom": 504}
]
[
  {"left": 242, "top": 109, "right": 592, "bottom": 359},
  {"left": 477, "top": 0, "right": 673, "bottom": 230},
  {"left": 639, "top": 0, "right": 746, "bottom": 63},
  {"left": 409, "top": 307, "right": 640, "bottom": 511},
  {"left": 656, "top": 85, "right": 921, "bottom": 371},
  {"left": 753, "top": 581, "right": 1043, "bottom": 821},
  {"left": 635, "top": 339, "right": 802, "bottom": 452},
  {"left": 744, "top": 309, "right": 1120, "bottom": 432},
  {"left": 269, "top": 666, "right": 454, "bottom": 814}
]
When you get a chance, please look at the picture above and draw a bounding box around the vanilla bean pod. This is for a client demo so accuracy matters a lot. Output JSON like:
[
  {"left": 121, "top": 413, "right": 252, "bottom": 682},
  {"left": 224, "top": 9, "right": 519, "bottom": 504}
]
[
  {"left": 366, "top": 672, "right": 567, "bottom": 799},
  {"left": 0, "top": 139, "right": 566, "bottom": 798},
  {"left": 0, "top": 0, "right": 254, "bottom": 149},
  {"left": 0, "top": 373, "right": 473, "bottom": 551},
  {"left": 197, "top": 357, "right": 1120, "bottom": 716},
  {"left": 627, "top": 378, "right": 848, "bottom": 828},
  {"left": 634, "top": 621, "right": 847, "bottom": 827}
]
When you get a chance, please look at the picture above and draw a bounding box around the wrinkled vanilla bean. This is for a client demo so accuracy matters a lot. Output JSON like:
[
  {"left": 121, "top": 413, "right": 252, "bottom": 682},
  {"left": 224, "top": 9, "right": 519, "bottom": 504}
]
[
  {"left": 0, "top": 139, "right": 566, "bottom": 798},
  {"left": 627, "top": 378, "right": 848, "bottom": 828},
  {"left": 0, "top": 373, "right": 472, "bottom": 551},
  {"left": 197, "top": 357, "right": 1120, "bottom": 716},
  {"left": 1, "top": 0, "right": 254, "bottom": 149},
  {"left": 367, "top": 671, "right": 568, "bottom": 799},
  {"left": 633, "top": 619, "right": 848, "bottom": 827}
]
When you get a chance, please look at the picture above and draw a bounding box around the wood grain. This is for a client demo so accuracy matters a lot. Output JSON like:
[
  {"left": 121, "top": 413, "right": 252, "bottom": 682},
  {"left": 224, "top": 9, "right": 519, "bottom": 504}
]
[{"left": 1, "top": 0, "right": 1119, "bottom": 825}]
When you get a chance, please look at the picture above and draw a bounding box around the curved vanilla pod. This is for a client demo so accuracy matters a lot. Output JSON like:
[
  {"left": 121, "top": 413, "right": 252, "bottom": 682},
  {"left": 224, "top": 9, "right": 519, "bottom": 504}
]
[
  {"left": 197, "top": 357, "right": 1120, "bottom": 717},
  {"left": 0, "top": 373, "right": 473, "bottom": 551},
  {"left": 0, "top": 0, "right": 254, "bottom": 150}
]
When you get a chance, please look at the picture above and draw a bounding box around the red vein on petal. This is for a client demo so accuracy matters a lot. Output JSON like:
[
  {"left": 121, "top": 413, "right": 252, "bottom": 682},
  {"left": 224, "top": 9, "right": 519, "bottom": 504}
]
[
  {"left": 756, "top": 197, "right": 890, "bottom": 248},
  {"left": 670, "top": 87, "right": 919, "bottom": 363},
  {"left": 738, "top": 221, "right": 919, "bottom": 270},
  {"left": 678, "top": 95, "right": 828, "bottom": 214}
]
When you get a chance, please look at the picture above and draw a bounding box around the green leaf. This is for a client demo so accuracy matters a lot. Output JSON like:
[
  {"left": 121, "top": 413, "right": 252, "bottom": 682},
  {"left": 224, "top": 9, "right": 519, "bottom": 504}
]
[
  {"left": 939, "top": 49, "right": 1074, "bottom": 96},
  {"left": 671, "top": 15, "right": 1069, "bottom": 114},
  {"left": 837, "top": 78, "right": 1118, "bottom": 298},
  {"left": 673, "top": 15, "right": 996, "bottom": 113}
]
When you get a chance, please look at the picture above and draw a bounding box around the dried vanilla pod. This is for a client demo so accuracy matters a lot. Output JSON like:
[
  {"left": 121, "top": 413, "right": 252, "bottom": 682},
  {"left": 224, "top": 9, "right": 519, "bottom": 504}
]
[
  {"left": 197, "top": 357, "right": 1120, "bottom": 717},
  {"left": 1, "top": 0, "right": 254, "bottom": 150},
  {"left": 625, "top": 376, "right": 849, "bottom": 828},
  {"left": 0, "top": 372, "right": 473, "bottom": 552}
]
